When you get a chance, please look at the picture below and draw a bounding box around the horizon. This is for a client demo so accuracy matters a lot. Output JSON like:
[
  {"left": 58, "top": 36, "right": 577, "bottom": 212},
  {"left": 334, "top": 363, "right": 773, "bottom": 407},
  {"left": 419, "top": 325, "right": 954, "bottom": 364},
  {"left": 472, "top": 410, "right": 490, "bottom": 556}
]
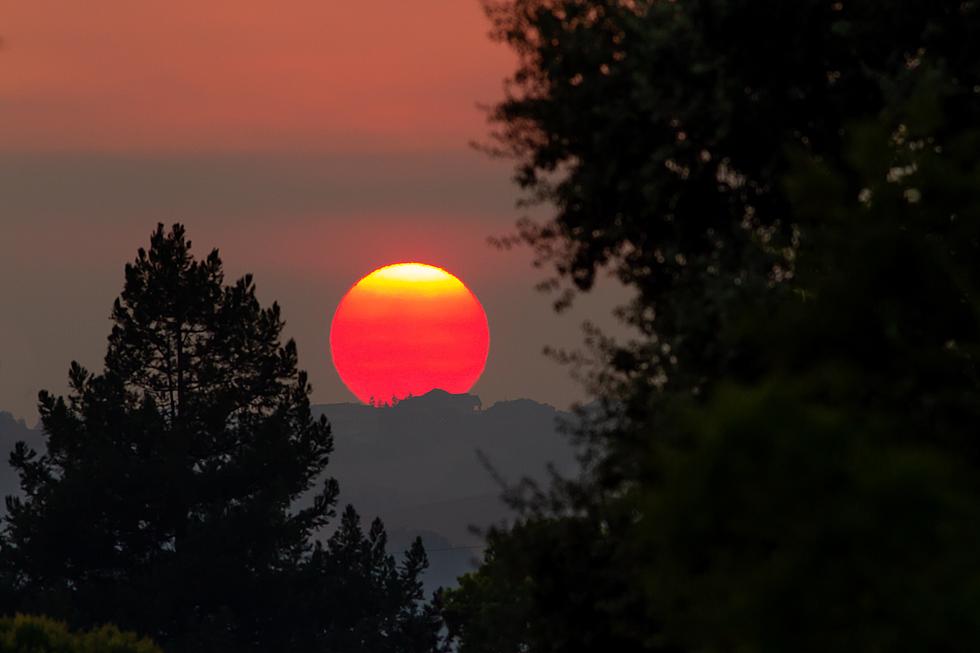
[{"left": 0, "top": 387, "right": 571, "bottom": 426}]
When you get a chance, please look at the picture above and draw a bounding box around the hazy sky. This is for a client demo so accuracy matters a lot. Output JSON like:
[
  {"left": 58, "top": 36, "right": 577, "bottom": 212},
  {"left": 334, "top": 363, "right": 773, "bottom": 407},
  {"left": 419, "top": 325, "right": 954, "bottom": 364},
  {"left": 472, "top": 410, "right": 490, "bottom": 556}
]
[{"left": 0, "top": 1, "right": 626, "bottom": 421}]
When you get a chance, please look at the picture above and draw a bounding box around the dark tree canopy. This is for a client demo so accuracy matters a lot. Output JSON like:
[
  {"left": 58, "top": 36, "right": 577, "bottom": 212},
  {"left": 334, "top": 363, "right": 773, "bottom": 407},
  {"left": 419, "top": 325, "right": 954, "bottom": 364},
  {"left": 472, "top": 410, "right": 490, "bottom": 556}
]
[
  {"left": 487, "top": 0, "right": 980, "bottom": 390},
  {"left": 1, "top": 224, "right": 437, "bottom": 653},
  {"left": 446, "top": 2, "right": 980, "bottom": 651}
]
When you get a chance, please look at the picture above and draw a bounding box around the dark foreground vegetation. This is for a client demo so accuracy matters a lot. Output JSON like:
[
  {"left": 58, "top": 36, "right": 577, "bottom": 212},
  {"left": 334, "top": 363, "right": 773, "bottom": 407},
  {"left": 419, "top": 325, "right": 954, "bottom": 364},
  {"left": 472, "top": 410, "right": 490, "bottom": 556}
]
[
  {"left": 0, "top": 615, "right": 159, "bottom": 653},
  {"left": 3, "top": 0, "right": 980, "bottom": 651},
  {"left": 442, "top": 1, "right": 980, "bottom": 651}
]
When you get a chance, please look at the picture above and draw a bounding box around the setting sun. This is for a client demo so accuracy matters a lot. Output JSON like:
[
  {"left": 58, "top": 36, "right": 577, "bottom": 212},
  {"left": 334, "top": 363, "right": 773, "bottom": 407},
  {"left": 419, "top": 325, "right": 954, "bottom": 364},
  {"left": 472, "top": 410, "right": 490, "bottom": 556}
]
[{"left": 329, "top": 263, "right": 490, "bottom": 405}]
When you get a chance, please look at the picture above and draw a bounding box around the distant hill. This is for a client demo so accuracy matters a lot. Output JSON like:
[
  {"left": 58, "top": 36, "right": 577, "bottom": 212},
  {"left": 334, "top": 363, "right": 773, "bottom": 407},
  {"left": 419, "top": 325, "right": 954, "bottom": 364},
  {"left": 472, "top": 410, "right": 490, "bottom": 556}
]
[
  {"left": 314, "top": 390, "right": 577, "bottom": 591},
  {"left": 0, "top": 392, "right": 577, "bottom": 593},
  {"left": 0, "top": 411, "right": 39, "bottom": 501}
]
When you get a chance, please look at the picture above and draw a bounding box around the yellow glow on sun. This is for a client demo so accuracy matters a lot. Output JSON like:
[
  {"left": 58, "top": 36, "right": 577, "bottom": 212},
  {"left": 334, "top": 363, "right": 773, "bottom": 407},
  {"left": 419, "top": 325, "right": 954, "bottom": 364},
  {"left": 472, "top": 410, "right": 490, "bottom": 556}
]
[
  {"left": 374, "top": 262, "right": 453, "bottom": 282},
  {"left": 354, "top": 263, "right": 467, "bottom": 297}
]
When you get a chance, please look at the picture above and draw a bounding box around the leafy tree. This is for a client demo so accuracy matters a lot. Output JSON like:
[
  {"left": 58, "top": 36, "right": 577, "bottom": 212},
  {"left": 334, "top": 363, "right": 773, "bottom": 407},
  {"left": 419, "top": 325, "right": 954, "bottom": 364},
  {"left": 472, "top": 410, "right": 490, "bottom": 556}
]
[
  {"left": 442, "top": 516, "right": 642, "bottom": 653},
  {"left": 0, "top": 614, "right": 160, "bottom": 653},
  {"left": 485, "top": 0, "right": 978, "bottom": 395},
  {"left": 446, "top": 1, "right": 980, "bottom": 651},
  {"left": 1, "top": 224, "right": 437, "bottom": 652},
  {"left": 618, "top": 102, "right": 980, "bottom": 649}
]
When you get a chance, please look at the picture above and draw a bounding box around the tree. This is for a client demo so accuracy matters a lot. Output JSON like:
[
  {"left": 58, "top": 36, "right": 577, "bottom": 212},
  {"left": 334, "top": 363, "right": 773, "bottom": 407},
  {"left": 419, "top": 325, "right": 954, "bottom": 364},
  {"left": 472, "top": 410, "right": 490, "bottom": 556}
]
[
  {"left": 485, "top": 0, "right": 978, "bottom": 395},
  {"left": 619, "top": 101, "right": 980, "bottom": 649},
  {"left": 1, "top": 224, "right": 437, "bottom": 652},
  {"left": 442, "top": 516, "right": 641, "bottom": 653},
  {"left": 311, "top": 506, "right": 443, "bottom": 653},
  {"left": 446, "top": 1, "right": 980, "bottom": 651}
]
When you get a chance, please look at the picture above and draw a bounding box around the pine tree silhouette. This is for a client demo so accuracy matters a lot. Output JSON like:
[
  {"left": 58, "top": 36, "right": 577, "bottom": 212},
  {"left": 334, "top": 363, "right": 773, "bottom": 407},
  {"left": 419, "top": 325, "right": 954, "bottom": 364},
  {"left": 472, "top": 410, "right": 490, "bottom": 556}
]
[{"left": 1, "top": 224, "right": 437, "bottom": 652}]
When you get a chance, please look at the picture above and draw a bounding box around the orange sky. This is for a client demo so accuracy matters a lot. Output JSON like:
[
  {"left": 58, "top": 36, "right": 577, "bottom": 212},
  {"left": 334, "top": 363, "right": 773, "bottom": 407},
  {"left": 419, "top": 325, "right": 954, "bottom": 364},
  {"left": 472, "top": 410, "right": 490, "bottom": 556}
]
[
  {"left": 0, "top": 2, "right": 628, "bottom": 421},
  {"left": 1, "top": 1, "right": 515, "bottom": 152}
]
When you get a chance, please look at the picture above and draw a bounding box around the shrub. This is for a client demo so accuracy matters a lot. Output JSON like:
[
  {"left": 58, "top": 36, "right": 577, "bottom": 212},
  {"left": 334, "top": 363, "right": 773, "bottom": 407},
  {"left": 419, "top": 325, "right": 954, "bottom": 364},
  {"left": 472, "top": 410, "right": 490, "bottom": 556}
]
[{"left": 0, "top": 615, "right": 160, "bottom": 653}]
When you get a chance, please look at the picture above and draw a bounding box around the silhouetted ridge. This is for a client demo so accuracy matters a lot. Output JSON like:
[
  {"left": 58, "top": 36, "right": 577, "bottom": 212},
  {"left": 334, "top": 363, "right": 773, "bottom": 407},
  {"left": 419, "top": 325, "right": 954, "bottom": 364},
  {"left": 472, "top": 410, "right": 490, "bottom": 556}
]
[
  {"left": 394, "top": 389, "right": 482, "bottom": 413},
  {"left": 310, "top": 393, "right": 575, "bottom": 592},
  {"left": 0, "top": 395, "right": 574, "bottom": 594}
]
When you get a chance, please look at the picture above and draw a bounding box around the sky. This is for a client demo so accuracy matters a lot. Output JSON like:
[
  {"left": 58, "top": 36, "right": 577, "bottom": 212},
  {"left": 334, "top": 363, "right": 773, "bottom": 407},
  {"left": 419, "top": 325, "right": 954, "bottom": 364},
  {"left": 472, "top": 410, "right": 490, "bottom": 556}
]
[{"left": 0, "top": 1, "right": 626, "bottom": 421}]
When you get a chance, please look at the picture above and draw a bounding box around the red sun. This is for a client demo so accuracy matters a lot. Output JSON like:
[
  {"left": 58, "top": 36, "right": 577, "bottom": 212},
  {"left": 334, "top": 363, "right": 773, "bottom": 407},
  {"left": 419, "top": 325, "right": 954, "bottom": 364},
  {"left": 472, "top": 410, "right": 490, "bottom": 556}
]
[{"left": 329, "top": 263, "right": 490, "bottom": 405}]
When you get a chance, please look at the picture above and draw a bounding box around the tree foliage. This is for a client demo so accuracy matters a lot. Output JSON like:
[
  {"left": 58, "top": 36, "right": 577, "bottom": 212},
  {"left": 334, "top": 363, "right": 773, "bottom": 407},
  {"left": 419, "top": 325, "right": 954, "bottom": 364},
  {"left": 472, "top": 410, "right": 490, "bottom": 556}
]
[
  {"left": 310, "top": 505, "right": 443, "bottom": 653},
  {"left": 1, "top": 224, "right": 437, "bottom": 653},
  {"left": 486, "top": 0, "right": 979, "bottom": 391},
  {"left": 0, "top": 615, "right": 160, "bottom": 653},
  {"left": 446, "top": 1, "right": 980, "bottom": 651}
]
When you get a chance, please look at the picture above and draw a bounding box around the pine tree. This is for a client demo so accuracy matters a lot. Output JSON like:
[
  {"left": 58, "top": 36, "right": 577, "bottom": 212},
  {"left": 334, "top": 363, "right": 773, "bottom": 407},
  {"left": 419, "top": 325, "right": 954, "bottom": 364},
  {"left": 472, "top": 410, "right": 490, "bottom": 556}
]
[
  {"left": 1, "top": 224, "right": 436, "bottom": 652},
  {"left": 308, "top": 506, "right": 442, "bottom": 653}
]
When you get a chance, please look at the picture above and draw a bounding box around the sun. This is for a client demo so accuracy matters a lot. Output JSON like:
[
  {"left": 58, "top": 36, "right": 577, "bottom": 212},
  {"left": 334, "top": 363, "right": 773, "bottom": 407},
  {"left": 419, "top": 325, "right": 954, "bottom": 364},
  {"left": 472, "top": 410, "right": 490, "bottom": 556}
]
[{"left": 329, "top": 263, "right": 490, "bottom": 405}]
